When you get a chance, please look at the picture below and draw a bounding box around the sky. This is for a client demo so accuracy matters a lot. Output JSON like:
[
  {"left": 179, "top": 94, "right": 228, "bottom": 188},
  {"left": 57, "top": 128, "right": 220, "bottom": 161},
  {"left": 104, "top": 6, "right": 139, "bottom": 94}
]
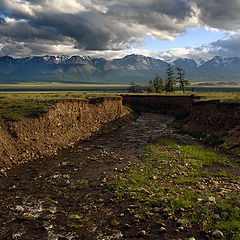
[{"left": 0, "top": 0, "right": 240, "bottom": 61}]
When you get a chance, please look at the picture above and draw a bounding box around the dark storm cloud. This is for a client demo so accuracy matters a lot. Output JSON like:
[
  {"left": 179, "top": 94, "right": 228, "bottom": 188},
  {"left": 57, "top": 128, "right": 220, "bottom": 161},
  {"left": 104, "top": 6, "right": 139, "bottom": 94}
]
[
  {"left": 0, "top": 0, "right": 195, "bottom": 56},
  {"left": 209, "top": 36, "right": 240, "bottom": 57},
  {"left": 0, "top": 0, "right": 240, "bottom": 57},
  {"left": 105, "top": 0, "right": 194, "bottom": 36},
  {"left": 0, "top": 20, "right": 67, "bottom": 43},
  {"left": 193, "top": 0, "right": 240, "bottom": 31}
]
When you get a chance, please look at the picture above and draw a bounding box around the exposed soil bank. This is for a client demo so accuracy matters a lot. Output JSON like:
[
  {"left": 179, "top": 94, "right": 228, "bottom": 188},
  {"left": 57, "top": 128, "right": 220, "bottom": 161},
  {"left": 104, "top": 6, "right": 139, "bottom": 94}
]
[
  {"left": 184, "top": 100, "right": 240, "bottom": 133},
  {"left": 0, "top": 97, "right": 129, "bottom": 175},
  {"left": 185, "top": 100, "right": 240, "bottom": 154},
  {"left": 122, "top": 95, "right": 196, "bottom": 114},
  {"left": 123, "top": 95, "right": 240, "bottom": 152}
]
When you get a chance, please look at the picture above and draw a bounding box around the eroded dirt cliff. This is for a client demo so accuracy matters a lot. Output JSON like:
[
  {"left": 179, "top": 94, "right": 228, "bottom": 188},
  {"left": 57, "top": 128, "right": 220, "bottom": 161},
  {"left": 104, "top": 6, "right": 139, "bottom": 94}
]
[{"left": 0, "top": 97, "right": 130, "bottom": 175}]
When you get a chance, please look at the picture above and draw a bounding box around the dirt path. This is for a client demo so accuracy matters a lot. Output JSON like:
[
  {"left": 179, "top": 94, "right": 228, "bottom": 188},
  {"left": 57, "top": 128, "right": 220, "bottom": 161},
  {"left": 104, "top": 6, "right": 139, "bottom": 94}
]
[{"left": 0, "top": 113, "right": 200, "bottom": 240}]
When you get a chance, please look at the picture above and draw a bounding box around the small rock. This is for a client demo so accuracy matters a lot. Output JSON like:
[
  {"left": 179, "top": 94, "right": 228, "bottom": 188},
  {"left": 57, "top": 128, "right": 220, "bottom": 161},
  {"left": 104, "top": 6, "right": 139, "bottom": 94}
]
[
  {"left": 123, "top": 223, "right": 131, "bottom": 229},
  {"left": 146, "top": 212, "right": 154, "bottom": 216},
  {"left": 69, "top": 214, "right": 81, "bottom": 220},
  {"left": 153, "top": 207, "right": 161, "bottom": 213},
  {"left": 111, "top": 219, "right": 120, "bottom": 227},
  {"left": 16, "top": 205, "right": 24, "bottom": 212},
  {"left": 186, "top": 238, "right": 196, "bottom": 240},
  {"left": 213, "top": 214, "right": 220, "bottom": 219},
  {"left": 212, "top": 180, "right": 219, "bottom": 185},
  {"left": 61, "top": 161, "right": 71, "bottom": 167},
  {"left": 203, "top": 196, "right": 216, "bottom": 204},
  {"left": 176, "top": 219, "right": 189, "bottom": 227},
  {"left": 159, "top": 227, "right": 167, "bottom": 233},
  {"left": 212, "top": 230, "right": 224, "bottom": 238},
  {"left": 220, "top": 211, "right": 228, "bottom": 219},
  {"left": 136, "top": 230, "right": 147, "bottom": 237},
  {"left": 163, "top": 207, "right": 170, "bottom": 213},
  {"left": 180, "top": 208, "right": 185, "bottom": 212},
  {"left": 129, "top": 205, "right": 139, "bottom": 209},
  {"left": 101, "top": 178, "right": 107, "bottom": 183},
  {"left": 158, "top": 222, "right": 166, "bottom": 228},
  {"left": 178, "top": 226, "right": 184, "bottom": 231},
  {"left": 21, "top": 214, "right": 36, "bottom": 221}
]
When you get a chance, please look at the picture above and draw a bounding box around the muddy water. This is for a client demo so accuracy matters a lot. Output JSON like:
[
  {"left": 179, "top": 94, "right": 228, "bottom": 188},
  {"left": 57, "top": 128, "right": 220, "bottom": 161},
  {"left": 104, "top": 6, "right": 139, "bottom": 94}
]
[{"left": 0, "top": 113, "right": 194, "bottom": 240}]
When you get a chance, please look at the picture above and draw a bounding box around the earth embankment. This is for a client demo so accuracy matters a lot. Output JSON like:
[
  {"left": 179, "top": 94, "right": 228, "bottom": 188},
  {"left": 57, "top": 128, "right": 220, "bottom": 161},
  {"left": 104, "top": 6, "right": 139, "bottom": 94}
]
[{"left": 0, "top": 97, "right": 129, "bottom": 175}]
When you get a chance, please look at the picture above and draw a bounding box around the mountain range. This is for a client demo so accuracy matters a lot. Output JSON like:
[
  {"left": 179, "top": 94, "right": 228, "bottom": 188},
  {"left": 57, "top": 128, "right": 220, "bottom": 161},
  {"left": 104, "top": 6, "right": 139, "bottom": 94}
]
[{"left": 0, "top": 54, "right": 240, "bottom": 84}]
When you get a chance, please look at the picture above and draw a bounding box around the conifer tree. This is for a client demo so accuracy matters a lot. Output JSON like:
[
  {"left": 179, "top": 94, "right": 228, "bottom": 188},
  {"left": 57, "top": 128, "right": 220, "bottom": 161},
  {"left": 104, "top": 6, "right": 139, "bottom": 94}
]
[
  {"left": 165, "top": 64, "right": 176, "bottom": 93},
  {"left": 147, "top": 80, "right": 155, "bottom": 93},
  {"left": 176, "top": 67, "right": 189, "bottom": 93},
  {"left": 153, "top": 75, "right": 164, "bottom": 93},
  {"left": 129, "top": 81, "right": 137, "bottom": 93}
]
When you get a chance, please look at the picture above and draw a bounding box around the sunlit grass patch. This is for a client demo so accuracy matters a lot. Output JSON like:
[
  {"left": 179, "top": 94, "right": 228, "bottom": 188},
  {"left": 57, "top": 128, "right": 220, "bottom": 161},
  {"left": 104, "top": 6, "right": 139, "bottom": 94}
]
[
  {"left": 112, "top": 136, "right": 240, "bottom": 239},
  {"left": 0, "top": 98, "right": 51, "bottom": 121},
  {"left": 0, "top": 91, "right": 120, "bottom": 121}
]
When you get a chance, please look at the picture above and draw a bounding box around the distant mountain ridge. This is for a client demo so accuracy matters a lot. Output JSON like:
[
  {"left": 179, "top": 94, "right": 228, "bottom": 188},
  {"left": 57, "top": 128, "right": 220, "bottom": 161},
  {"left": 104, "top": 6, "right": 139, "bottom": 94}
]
[{"left": 0, "top": 54, "right": 240, "bottom": 83}]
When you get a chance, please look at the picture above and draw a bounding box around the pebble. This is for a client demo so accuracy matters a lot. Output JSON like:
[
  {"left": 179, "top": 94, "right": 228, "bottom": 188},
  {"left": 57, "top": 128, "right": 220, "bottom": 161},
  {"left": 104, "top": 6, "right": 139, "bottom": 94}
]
[
  {"left": 111, "top": 219, "right": 120, "bottom": 227},
  {"left": 21, "top": 214, "right": 36, "bottom": 221},
  {"left": 220, "top": 211, "right": 228, "bottom": 219},
  {"left": 212, "top": 230, "right": 224, "bottom": 238},
  {"left": 178, "top": 226, "right": 184, "bottom": 231},
  {"left": 176, "top": 219, "right": 189, "bottom": 227},
  {"left": 213, "top": 214, "right": 220, "bottom": 219},
  {"left": 153, "top": 207, "right": 161, "bottom": 213},
  {"left": 203, "top": 196, "right": 216, "bottom": 204},
  {"left": 158, "top": 222, "right": 166, "bottom": 227},
  {"left": 159, "top": 227, "right": 167, "bottom": 233},
  {"left": 101, "top": 178, "right": 107, "bottom": 183},
  {"left": 69, "top": 214, "right": 81, "bottom": 220},
  {"left": 136, "top": 230, "right": 147, "bottom": 237},
  {"left": 123, "top": 223, "right": 131, "bottom": 229}
]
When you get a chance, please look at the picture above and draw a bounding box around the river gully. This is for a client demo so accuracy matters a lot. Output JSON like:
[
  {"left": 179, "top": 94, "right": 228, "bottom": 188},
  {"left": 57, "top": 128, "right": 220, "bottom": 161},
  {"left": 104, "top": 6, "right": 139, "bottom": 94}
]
[{"left": 0, "top": 113, "right": 200, "bottom": 240}]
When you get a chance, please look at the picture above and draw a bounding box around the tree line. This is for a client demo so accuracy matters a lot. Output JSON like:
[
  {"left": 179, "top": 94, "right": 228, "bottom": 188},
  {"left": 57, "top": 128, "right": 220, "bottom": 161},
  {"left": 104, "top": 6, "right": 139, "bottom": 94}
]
[{"left": 129, "top": 64, "right": 190, "bottom": 93}]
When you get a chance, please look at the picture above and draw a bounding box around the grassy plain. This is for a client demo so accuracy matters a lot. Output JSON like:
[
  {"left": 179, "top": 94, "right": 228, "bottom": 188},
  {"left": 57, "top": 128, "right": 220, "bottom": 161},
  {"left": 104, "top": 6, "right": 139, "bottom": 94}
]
[
  {"left": 0, "top": 89, "right": 240, "bottom": 121},
  {"left": 0, "top": 91, "right": 120, "bottom": 121},
  {"left": 0, "top": 82, "right": 129, "bottom": 90}
]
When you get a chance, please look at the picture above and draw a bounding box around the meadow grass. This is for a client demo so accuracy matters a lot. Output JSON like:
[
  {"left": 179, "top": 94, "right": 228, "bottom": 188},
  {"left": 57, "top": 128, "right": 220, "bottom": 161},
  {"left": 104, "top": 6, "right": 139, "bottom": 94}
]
[
  {"left": 0, "top": 91, "right": 120, "bottom": 121},
  {"left": 0, "top": 88, "right": 240, "bottom": 121},
  {"left": 113, "top": 136, "right": 240, "bottom": 239}
]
